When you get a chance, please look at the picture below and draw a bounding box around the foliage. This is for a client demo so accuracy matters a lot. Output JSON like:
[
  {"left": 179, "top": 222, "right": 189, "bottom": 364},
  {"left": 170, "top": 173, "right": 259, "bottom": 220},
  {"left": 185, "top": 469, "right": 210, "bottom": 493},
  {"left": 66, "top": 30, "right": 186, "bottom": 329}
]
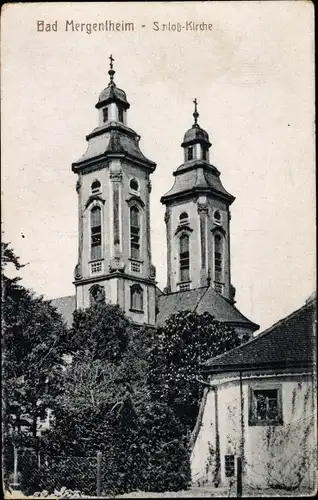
[
  {"left": 2, "top": 240, "right": 68, "bottom": 471},
  {"left": 2, "top": 242, "right": 240, "bottom": 494},
  {"left": 40, "top": 305, "right": 191, "bottom": 494},
  {"left": 147, "top": 310, "right": 241, "bottom": 436},
  {"left": 67, "top": 303, "right": 133, "bottom": 363},
  {"left": 262, "top": 385, "right": 315, "bottom": 491}
]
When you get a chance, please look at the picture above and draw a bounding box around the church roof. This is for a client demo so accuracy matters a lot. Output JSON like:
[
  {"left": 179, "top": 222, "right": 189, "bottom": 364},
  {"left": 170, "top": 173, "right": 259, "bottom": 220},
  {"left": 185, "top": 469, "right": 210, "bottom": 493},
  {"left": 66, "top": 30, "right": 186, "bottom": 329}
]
[
  {"left": 72, "top": 124, "right": 156, "bottom": 171},
  {"left": 201, "top": 293, "right": 316, "bottom": 373},
  {"left": 50, "top": 295, "right": 75, "bottom": 327},
  {"left": 96, "top": 84, "right": 130, "bottom": 110},
  {"left": 160, "top": 164, "right": 234, "bottom": 203},
  {"left": 156, "top": 286, "right": 259, "bottom": 331},
  {"left": 49, "top": 286, "right": 259, "bottom": 332},
  {"left": 182, "top": 124, "right": 211, "bottom": 147}
]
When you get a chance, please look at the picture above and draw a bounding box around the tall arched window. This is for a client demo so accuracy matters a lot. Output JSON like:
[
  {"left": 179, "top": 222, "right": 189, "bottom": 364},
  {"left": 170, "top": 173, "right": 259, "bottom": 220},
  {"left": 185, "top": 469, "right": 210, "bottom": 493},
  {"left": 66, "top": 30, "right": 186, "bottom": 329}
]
[
  {"left": 180, "top": 234, "right": 190, "bottom": 282},
  {"left": 130, "top": 284, "right": 143, "bottom": 311},
  {"left": 91, "top": 205, "right": 102, "bottom": 260},
  {"left": 130, "top": 206, "right": 140, "bottom": 259},
  {"left": 214, "top": 234, "right": 223, "bottom": 283},
  {"left": 89, "top": 284, "right": 105, "bottom": 306}
]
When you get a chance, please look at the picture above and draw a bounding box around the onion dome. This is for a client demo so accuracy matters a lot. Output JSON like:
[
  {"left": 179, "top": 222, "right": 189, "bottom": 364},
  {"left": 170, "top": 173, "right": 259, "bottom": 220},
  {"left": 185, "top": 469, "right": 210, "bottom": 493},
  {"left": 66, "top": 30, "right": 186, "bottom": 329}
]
[
  {"left": 181, "top": 98, "right": 211, "bottom": 148},
  {"left": 95, "top": 55, "right": 130, "bottom": 110}
]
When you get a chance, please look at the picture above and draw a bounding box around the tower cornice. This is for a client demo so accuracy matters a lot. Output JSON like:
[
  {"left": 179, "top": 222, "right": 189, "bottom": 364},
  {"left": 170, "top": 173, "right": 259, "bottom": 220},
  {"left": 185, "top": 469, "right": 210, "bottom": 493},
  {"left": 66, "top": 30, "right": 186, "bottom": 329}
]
[
  {"left": 173, "top": 161, "right": 220, "bottom": 177},
  {"left": 72, "top": 151, "right": 156, "bottom": 174},
  {"left": 161, "top": 185, "right": 235, "bottom": 205},
  {"left": 85, "top": 122, "right": 137, "bottom": 142}
]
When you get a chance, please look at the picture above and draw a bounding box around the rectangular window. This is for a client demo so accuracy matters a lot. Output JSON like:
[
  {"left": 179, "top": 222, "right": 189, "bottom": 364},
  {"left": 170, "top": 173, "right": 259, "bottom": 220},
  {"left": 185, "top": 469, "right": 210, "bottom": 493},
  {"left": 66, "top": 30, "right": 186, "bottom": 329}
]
[
  {"left": 202, "top": 148, "right": 207, "bottom": 160},
  {"left": 180, "top": 259, "right": 190, "bottom": 282},
  {"left": 103, "top": 107, "right": 108, "bottom": 122},
  {"left": 118, "top": 108, "right": 124, "bottom": 123},
  {"left": 214, "top": 251, "right": 222, "bottom": 282},
  {"left": 130, "top": 227, "right": 140, "bottom": 259},
  {"left": 187, "top": 146, "right": 193, "bottom": 161},
  {"left": 224, "top": 455, "right": 235, "bottom": 478},
  {"left": 249, "top": 386, "right": 283, "bottom": 426},
  {"left": 91, "top": 207, "right": 102, "bottom": 260},
  {"left": 180, "top": 234, "right": 190, "bottom": 282}
]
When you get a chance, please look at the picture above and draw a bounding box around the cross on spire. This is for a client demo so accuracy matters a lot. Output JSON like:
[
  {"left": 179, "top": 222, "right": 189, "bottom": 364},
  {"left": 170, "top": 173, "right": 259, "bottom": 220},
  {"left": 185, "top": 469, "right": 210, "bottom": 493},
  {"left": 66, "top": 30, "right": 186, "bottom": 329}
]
[
  {"left": 193, "top": 98, "right": 199, "bottom": 125},
  {"left": 108, "top": 54, "right": 115, "bottom": 85}
]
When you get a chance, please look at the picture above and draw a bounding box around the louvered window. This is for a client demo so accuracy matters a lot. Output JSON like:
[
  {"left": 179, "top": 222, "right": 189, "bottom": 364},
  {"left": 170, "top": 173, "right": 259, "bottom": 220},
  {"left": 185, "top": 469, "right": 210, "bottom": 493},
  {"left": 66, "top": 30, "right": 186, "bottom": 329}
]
[
  {"left": 91, "top": 206, "right": 102, "bottom": 260},
  {"left": 180, "top": 234, "right": 190, "bottom": 282}
]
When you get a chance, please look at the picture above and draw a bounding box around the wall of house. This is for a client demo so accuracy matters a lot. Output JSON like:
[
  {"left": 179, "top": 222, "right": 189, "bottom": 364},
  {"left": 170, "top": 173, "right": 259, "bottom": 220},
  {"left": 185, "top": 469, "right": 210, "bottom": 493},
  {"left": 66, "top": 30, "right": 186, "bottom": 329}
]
[{"left": 191, "top": 370, "right": 316, "bottom": 491}]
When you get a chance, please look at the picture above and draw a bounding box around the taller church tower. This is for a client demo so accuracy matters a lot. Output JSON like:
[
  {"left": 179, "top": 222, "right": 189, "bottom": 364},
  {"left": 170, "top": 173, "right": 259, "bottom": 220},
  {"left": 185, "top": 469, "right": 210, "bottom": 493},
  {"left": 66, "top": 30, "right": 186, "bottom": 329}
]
[
  {"left": 161, "top": 100, "right": 235, "bottom": 300},
  {"left": 72, "top": 56, "right": 157, "bottom": 326}
]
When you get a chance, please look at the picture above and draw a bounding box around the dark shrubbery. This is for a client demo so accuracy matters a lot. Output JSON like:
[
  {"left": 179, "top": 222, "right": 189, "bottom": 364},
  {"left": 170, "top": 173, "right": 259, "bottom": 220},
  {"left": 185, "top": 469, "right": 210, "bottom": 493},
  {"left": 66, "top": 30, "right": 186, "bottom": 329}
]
[{"left": 3, "top": 241, "right": 241, "bottom": 495}]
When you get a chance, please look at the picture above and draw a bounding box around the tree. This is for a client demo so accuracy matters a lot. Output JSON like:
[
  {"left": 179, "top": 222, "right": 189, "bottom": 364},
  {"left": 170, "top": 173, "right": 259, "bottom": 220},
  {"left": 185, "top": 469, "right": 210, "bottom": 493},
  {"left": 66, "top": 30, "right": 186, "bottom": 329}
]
[
  {"left": 42, "top": 305, "right": 191, "bottom": 495},
  {"left": 67, "top": 302, "right": 133, "bottom": 363},
  {"left": 147, "top": 310, "right": 242, "bottom": 438},
  {"left": 2, "top": 241, "right": 68, "bottom": 458}
]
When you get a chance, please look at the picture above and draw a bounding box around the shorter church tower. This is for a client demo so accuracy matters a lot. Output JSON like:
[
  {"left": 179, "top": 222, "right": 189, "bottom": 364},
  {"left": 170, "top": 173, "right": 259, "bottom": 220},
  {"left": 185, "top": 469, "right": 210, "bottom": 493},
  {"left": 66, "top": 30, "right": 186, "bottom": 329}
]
[
  {"left": 72, "top": 56, "right": 157, "bottom": 325},
  {"left": 161, "top": 100, "right": 235, "bottom": 300}
]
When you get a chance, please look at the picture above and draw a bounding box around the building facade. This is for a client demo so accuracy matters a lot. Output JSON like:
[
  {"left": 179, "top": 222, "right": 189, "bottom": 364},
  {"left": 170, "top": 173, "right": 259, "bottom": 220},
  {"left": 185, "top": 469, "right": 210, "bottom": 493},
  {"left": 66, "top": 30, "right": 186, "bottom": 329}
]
[{"left": 190, "top": 294, "right": 317, "bottom": 491}]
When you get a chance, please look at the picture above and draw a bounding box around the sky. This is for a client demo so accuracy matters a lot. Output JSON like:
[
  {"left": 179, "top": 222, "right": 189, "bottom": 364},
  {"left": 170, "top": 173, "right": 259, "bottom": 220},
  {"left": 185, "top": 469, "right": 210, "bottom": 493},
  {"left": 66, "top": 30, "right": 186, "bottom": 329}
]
[{"left": 1, "top": 1, "right": 315, "bottom": 332}]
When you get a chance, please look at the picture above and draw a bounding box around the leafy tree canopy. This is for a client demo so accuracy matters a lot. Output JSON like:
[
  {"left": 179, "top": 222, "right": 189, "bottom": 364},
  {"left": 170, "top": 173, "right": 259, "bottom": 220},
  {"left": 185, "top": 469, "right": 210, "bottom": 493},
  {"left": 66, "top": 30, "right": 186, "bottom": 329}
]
[
  {"left": 147, "top": 310, "right": 242, "bottom": 436},
  {"left": 2, "top": 240, "right": 68, "bottom": 448}
]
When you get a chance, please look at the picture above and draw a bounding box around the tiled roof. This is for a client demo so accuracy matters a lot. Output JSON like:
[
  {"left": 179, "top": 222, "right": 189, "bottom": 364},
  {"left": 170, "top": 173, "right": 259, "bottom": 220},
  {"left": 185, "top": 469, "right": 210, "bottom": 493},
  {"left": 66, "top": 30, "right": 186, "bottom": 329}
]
[
  {"left": 156, "top": 286, "right": 259, "bottom": 331},
  {"left": 49, "top": 295, "right": 76, "bottom": 327},
  {"left": 202, "top": 293, "right": 316, "bottom": 372},
  {"left": 161, "top": 164, "right": 234, "bottom": 202}
]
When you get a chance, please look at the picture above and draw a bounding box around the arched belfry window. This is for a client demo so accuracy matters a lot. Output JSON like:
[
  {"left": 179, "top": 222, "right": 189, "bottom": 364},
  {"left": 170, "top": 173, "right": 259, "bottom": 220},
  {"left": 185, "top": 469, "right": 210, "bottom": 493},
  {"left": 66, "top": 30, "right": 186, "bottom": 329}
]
[
  {"left": 180, "top": 233, "right": 190, "bottom": 282},
  {"left": 214, "top": 234, "right": 223, "bottom": 283},
  {"left": 91, "top": 180, "right": 101, "bottom": 194},
  {"left": 130, "top": 284, "right": 143, "bottom": 312},
  {"left": 89, "top": 284, "right": 105, "bottom": 306},
  {"left": 130, "top": 206, "right": 140, "bottom": 259},
  {"left": 187, "top": 146, "right": 194, "bottom": 161},
  {"left": 90, "top": 205, "right": 102, "bottom": 260}
]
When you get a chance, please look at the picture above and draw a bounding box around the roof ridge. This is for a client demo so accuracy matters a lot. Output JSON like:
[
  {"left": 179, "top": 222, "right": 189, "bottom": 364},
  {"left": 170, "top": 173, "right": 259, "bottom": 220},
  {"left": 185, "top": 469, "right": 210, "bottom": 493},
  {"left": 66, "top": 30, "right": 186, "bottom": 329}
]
[
  {"left": 201, "top": 296, "right": 316, "bottom": 368},
  {"left": 257, "top": 297, "right": 316, "bottom": 338},
  {"left": 49, "top": 294, "right": 76, "bottom": 301},
  {"left": 160, "top": 286, "right": 209, "bottom": 297}
]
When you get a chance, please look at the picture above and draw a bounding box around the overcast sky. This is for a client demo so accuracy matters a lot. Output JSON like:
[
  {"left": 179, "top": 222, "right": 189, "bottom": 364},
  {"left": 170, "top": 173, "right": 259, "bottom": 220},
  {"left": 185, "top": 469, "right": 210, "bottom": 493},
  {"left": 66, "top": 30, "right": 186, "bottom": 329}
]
[{"left": 1, "top": 1, "right": 315, "bottom": 332}]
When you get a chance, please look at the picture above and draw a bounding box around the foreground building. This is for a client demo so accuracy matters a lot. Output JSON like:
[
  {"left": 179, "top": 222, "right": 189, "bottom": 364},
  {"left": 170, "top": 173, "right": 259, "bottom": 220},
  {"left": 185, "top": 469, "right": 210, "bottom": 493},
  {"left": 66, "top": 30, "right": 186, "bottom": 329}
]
[
  {"left": 190, "top": 293, "right": 316, "bottom": 491},
  {"left": 51, "top": 57, "right": 258, "bottom": 338}
]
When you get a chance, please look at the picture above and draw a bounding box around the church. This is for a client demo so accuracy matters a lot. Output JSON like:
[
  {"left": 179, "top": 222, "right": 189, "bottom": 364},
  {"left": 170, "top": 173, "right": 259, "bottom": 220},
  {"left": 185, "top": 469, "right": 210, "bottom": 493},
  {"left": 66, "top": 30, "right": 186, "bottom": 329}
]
[{"left": 51, "top": 56, "right": 258, "bottom": 339}]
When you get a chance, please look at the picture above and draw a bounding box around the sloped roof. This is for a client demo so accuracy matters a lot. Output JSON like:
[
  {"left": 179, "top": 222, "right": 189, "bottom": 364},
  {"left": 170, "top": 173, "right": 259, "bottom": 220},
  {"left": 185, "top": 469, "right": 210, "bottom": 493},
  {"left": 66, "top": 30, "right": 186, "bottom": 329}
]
[
  {"left": 160, "top": 164, "right": 234, "bottom": 203},
  {"left": 202, "top": 293, "right": 316, "bottom": 373},
  {"left": 49, "top": 295, "right": 76, "bottom": 327},
  {"left": 156, "top": 286, "right": 259, "bottom": 331},
  {"left": 72, "top": 124, "right": 156, "bottom": 170}
]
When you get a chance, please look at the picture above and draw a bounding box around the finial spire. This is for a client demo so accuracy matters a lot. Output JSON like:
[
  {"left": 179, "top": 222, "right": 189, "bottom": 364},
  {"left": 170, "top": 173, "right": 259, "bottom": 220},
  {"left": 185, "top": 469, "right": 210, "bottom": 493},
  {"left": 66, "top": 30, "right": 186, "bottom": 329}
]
[
  {"left": 108, "top": 54, "right": 115, "bottom": 86},
  {"left": 193, "top": 98, "right": 199, "bottom": 125}
]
